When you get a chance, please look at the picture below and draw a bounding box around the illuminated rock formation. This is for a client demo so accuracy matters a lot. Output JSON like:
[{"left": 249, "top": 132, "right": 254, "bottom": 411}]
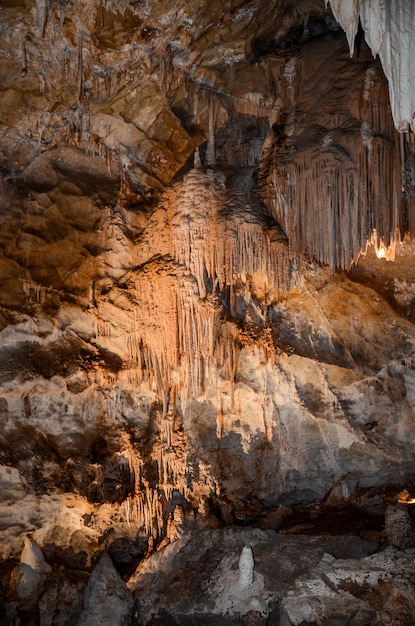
[
  {"left": 258, "top": 35, "right": 403, "bottom": 269},
  {"left": 1, "top": 0, "right": 415, "bottom": 623}
]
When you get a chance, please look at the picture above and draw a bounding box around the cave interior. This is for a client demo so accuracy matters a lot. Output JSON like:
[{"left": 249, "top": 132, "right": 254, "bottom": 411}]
[{"left": 1, "top": 0, "right": 415, "bottom": 624}]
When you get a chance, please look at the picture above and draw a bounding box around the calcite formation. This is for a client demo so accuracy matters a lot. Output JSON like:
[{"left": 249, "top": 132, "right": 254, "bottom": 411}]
[
  {"left": 1, "top": 0, "right": 415, "bottom": 623},
  {"left": 239, "top": 545, "right": 255, "bottom": 588},
  {"left": 327, "top": 0, "right": 415, "bottom": 132}
]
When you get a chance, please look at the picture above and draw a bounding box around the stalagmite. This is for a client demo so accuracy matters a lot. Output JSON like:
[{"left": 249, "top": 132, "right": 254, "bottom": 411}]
[
  {"left": 12, "top": 535, "right": 52, "bottom": 601},
  {"left": 385, "top": 504, "right": 415, "bottom": 549},
  {"left": 77, "top": 552, "right": 133, "bottom": 626},
  {"left": 239, "top": 545, "right": 255, "bottom": 588},
  {"left": 20, "top": 535, "right": 51, "bottom": 574},
  {"left": 193, "top": 147, "right": 202, "bottom": 169}
]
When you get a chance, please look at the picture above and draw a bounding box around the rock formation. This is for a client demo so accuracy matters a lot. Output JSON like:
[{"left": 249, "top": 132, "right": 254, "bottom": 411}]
[
  {"left": 78, "top": 552, "right": 134, "bottom": 626},
  {"left": 239, "top": 545, "right": 255, "bottom": 588},
  {"left": 1, "top": 0, "right": 415, "bottom": 623},
  {"left": 327, "top": 0, "right": 415, "bottom": 132}
]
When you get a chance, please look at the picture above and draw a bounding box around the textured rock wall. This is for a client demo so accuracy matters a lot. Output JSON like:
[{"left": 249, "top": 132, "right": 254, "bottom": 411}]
[
  {"left": 1, "top": 1, "right": 415, "bottom": 623},
  {"left": 258, "top": 34, "right": 402, "bottom": 268}
]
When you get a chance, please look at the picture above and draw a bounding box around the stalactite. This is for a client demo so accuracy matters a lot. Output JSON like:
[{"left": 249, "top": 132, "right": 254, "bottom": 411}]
[
  {"left": 80, "top": 93, "right": 90, "bottom": 142},
  {"left": 205, "top": 93, "right": 216, "bottom": 167},
  {"left": 77, "top": 32, "right": 84, "bottom": 103},
  {"left": 96, "top": 320, "right": 112, "bottom": 337},
  {"left": 167, "top": 168, "right": 289, "bottom": 303},
  {"left": 159, "top": 44, "right": 173, "bottom": 93},
  {"left": 118, "top": 409, "right": 190, "bottom": 539},
  {"left": 259, "top": 57, "right": 279, "bottom": 102},
  {"left": 102, "top": 69, "right": 111, "bottom": 98},
  {"left": 328, "top": 0, "right": 415, "bottom": 132},
  {"left": 183, "top": 73, "right": 273, "bottom": 121},
  {"left": 37, "top": 73, "right": 46, "bottom": 94},
  {"left": 93, "top": 156, "right": 290, "bottom": 427},
  {"left": 283, "top": 56, "right": 298, "bottom": 107},
  {"left": 136, "top": 484, "right": 164, "bottom": 539},
  {"left": 104, "top": 0, "right": 127, "bottom": 13},
  {"left": 22, "top": 40, "right": 28, "bottom": 76},
  {"left": 260, "top": 48, "right": 402, "bottom": 269},
  {"left": 216, "top": 401, "right": 224, "bottom": 440},
  {"left": 22, "top": 280, "right": 50, "bottom": 305},
  {"left": 36, "top": 0, "right": 47, "bottom": 38},
  {"left": 61, "top": 47, "right": 71, "bottom": 83}
]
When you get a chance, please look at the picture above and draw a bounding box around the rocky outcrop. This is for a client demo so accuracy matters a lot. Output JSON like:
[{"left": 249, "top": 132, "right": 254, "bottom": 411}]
[
  {"left": 127, "top": 528, "right": 378, "bottom": 624},
  {"left": 78, "top": 552, "right": 134, "bottom": 626},
  {"left": 10, "top": 535, "right": 51, "bottom": 605},
  {"left": 279, "top": 546, "right": 415, "bottom": 625}
]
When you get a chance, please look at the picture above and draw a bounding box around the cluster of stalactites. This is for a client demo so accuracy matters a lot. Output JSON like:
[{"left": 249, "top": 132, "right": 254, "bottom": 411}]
[
  {"left": 259, "top": 24, "right": 404, "bottom": 270},
  {"left": 95, "top": 163, "right": 290, "bottom": 409},
  {"left": 119, "top": 413, "right": 189, "bottom": 539},
  {"left": 326, "top": 0, "right": 415, "bottom": 133},
  {"left": 265, "top": 133, "right": 401, "bottom": 270},
  {"left": 168, "top": 168, "right": 290, "bottom": 302}
]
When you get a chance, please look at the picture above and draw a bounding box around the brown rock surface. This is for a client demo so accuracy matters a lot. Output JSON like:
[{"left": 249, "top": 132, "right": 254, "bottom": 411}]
[{"left": 1, "top": 0, "right": 415, "bottom": 623}]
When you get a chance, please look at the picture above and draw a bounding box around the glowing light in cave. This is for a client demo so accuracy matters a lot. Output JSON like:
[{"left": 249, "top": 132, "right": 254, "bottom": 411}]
[
  {"left": 370, "top": 229, "right": 397, "bottom": 262},
  {"left": 374, "top": 242, "right": 394, "bottom": 261},
  {"left": 397, "top": 489, "right": 415, "bottom": 505}
]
